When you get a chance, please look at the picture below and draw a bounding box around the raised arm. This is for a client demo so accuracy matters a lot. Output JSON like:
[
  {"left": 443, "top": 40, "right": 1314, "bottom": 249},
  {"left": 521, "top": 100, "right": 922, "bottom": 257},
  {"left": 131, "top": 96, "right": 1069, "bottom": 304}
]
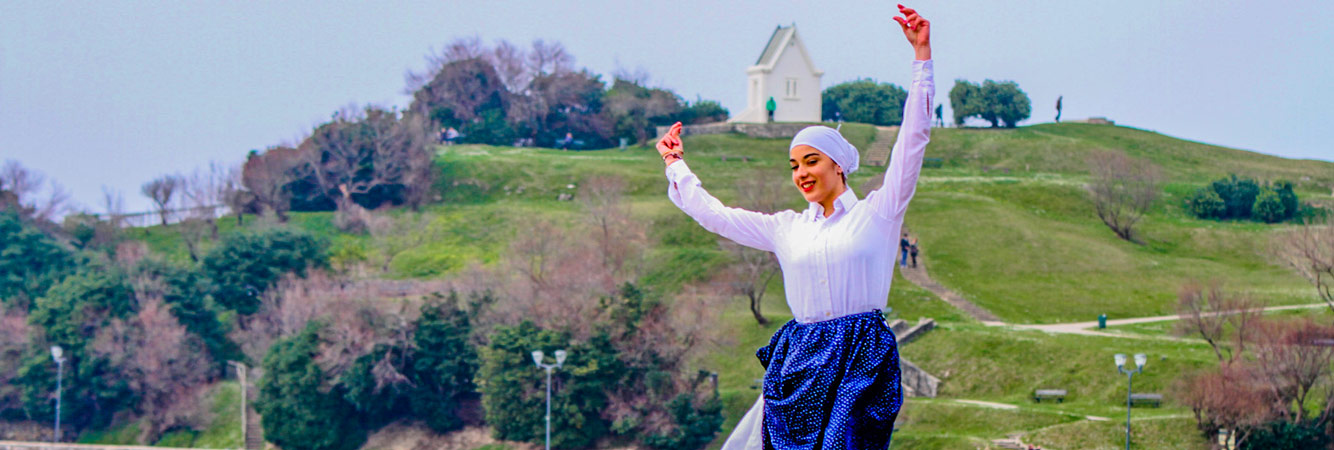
[
  {"left": 657, "top": 122, "right": 787, "bottom": 252},
  {"left": 868, "top": 5, "right": 934, "bottom": 223}
]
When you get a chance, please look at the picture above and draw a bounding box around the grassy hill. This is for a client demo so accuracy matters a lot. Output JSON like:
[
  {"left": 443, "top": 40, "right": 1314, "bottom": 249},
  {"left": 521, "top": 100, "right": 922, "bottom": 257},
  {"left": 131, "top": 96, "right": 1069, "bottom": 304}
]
[{"left": 125, "top": 122, "right": 1332, "bottom": 449}]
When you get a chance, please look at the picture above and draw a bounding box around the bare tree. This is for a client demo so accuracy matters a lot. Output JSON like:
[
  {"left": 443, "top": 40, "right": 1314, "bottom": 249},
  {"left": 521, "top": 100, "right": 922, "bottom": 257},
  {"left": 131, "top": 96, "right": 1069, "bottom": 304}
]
[
  {"left": 722, "top": 176, "right": 789, "bottom": 325},
  {"left": 369, "top": 212, "right": 439, "bottom": 273},
  {"left": 578, "top": 175, "right": 642, "bottom": 283},
  {"left": 1251, "top": 319, "right": 1334, "bottom": 427},
  {"left": 242, "top": 146, "right": 301, "bottom": 222},
  {"left": 297, "top": 106, "right": 433, "bottom": 227},
  {"left": 218, "top": 163, "right": 255, "bottom": 226},
  {"left": 1085, "top": 150, "right": 1161, "bottom": 242},
  {"left": 1177, "top": 364, "right": 1273, "bottom": 447},
  {"left": 1275, "top": 220, "right": 1334, "bottom": 314},
  {"left": 0, "top": 307, "right": 30, "bottom": 413},
  {"left": 92, "top": 297, "right": 214, "bottom": 443},
  {"left": 141, "top": 174, "right": 183, "bottom": 226},
  {"left": 527, "top": 39, "right": 573, "bottom": 76},
  {"left": 101, "top": 186, "right": 126, "bottom": 230},
  {"left": 182, "top": 162, "right": 231, "bottom": 237},
  {"left": 1, "top": 159, "right": 71, "bottom": 222},
  {"left": 1174, "top": 281, "right": 1264, "bottom": 364}
]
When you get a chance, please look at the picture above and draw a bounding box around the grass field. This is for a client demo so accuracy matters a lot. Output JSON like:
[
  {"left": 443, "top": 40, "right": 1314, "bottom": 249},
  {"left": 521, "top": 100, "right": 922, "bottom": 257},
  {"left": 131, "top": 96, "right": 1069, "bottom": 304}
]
[{"left": 116, "top": 122, "right": 1332, "bottom": 449}]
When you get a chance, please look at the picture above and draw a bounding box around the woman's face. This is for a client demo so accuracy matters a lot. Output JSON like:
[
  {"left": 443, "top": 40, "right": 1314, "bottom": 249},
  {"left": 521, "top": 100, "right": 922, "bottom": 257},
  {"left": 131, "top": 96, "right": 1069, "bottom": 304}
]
[{"left": 789, "top": 145, "right": 844, "bottom": 205}]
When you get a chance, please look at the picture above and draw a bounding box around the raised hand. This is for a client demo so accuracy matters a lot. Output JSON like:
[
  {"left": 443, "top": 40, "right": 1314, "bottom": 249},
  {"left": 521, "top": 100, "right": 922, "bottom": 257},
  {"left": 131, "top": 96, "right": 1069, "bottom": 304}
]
[
  {"left": 656, "top": 122, "right": 684, "bottom": 164},
  {"left": 893, "top": 4, "right": 931, "bottom": 60}
]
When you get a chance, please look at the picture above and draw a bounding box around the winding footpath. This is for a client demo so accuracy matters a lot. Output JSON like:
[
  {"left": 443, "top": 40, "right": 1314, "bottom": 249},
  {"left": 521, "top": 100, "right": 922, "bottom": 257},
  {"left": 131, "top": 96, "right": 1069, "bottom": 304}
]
[{"left": 897, "top": 254, "right": 1328, "bottom": 339}]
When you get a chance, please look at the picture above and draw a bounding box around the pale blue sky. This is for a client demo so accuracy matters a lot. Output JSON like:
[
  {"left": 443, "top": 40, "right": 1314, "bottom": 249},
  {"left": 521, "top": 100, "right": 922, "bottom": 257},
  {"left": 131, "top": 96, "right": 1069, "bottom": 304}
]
[{"left": 3, "top": 1, "right": 1331, "bottom": 212}]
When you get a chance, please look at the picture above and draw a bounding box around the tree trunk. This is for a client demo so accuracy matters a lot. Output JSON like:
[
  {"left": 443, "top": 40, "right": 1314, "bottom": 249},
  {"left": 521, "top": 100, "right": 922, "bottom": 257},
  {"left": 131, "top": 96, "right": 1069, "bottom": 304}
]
[{"left": 749, "top": 294, "right": 769, "bottom": 325}]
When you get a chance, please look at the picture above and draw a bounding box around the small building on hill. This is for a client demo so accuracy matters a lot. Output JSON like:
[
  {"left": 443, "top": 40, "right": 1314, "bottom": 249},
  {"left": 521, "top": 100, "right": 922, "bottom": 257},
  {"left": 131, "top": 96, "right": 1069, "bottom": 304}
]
[{"left": 730, "top": 24, "right": 824, "bottom": 124}]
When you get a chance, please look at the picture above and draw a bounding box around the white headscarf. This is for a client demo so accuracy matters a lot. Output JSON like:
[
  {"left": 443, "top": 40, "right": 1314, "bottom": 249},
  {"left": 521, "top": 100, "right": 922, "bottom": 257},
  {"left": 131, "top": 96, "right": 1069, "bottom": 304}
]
[{"left": 789, "top": 126, "right": 859, "bottom": 175}]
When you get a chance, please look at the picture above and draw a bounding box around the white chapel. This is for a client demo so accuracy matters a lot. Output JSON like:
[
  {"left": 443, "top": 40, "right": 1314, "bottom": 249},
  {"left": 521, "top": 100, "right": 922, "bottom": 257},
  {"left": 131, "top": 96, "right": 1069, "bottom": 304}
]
[{"left": 731, "top": 24, "right": 825, "bottom": 124}]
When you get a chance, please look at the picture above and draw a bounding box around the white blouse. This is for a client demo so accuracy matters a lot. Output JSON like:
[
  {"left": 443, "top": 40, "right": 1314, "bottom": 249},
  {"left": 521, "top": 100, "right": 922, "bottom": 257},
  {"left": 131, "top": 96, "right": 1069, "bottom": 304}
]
[{"left": 665, "top": 60, "right": 934, "bottom": 324}]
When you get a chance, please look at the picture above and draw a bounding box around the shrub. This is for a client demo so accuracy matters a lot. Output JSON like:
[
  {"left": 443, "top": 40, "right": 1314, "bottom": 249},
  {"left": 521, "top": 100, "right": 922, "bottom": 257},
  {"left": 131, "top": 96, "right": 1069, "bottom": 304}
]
[
  {"left": 478, "top": 321, "right": 618, "bottom": 449},
  {"left": 0, "top": 211, "right": 75, "bottom": 308},
  {"left": 1252, "top": 187, "right": 1287, "bottom": 223},
  {"left": 1185, "top": 188, "right": 1226, "bottom": 220},
  {"left": 1211, "top": 174, "right": 1260, "bottom": 219},
  {"left": 640, "top": 394, "right": 725, "bottom": 450},
  {"left": 256, "top": 322, "right": 365, "bottom": 450},
  {"left": 202, "top": 228, "right": 328, "bottom": 315},
  {"left": 1240, "top": 420, "right": 1330, "bottom": 450}
]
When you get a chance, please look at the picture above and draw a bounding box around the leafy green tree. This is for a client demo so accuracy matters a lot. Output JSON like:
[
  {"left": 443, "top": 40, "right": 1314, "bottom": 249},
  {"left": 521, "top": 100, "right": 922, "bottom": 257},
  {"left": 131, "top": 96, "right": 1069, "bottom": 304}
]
[
  {"left": 133, "top": 258, "right": 241, "bottom": 367},
  {"left": 673, "top": 100, "right": 729, "bottom": 125},
  {"left": 202, "top": 228, "right": 327, "bottom": 315},
  {"left": 948, "top": 79, "right": 983, "bottom": 126},
  {"left": 1186, "top": 187, "right": 1226, "bottom": 220},
  {"left": 949, "top": 79, "right": 1031, "bottom": 128},
  {"left": 984, "top": 80, "right": 1032, "bottom": 128},
  {"left": 338, "top": 344, "right": 413, "bottom": 430},
  {"left": 821, "top": 80, "right": 908, "bottom": 126},
  {"left": 0, "top": 211, "right": 75, "bottom": 308},
  {"left": 605, "top": 78, "right": 683, "bottom": 146},
  {"left": 256, "top": 322, "right": 365, "bottom": 450},
  {"left": 1252, "top": 187, "right": 1287, "bottom": 223},
  {"left": 478, "top": 321, "right": 619, "bottom": 449},
  {"left": 19, "top": 267, "right": 138, "bottom": 431},
  {"left": 409, "top": 293, "right": 479, "bottom": 432}
]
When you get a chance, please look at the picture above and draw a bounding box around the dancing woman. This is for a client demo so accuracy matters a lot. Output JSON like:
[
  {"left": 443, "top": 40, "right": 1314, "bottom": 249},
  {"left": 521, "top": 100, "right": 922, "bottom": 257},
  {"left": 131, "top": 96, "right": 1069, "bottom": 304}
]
[{"left": 655, "top": 5, "right": 933, "bottom": 449}]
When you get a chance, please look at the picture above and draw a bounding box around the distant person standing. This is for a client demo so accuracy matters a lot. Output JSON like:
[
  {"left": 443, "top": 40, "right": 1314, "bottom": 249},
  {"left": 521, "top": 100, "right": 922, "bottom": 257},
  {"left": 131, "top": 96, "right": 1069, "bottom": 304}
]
[
  {"left": 766, "top": 96, "right": 776, "bottom": 122},
  {"left": 1055, "top": 95, "right": 1063, "bottom": 123},
  {"left": 900, "top": 232, "right": 911, "bottom": 267},
  {"left": 910, "top": 237, "right": 919, "bottom": 268},
  {"left": 934, "top": 104, "right": 944, "bottom": 127}
]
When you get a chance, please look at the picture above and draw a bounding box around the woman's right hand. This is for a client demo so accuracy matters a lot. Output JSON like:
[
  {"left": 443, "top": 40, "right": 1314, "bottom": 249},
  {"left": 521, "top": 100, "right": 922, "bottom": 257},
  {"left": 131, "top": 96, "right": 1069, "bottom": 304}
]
[{"left": 657, "top": 122, "right": 684, "bottom": 165}]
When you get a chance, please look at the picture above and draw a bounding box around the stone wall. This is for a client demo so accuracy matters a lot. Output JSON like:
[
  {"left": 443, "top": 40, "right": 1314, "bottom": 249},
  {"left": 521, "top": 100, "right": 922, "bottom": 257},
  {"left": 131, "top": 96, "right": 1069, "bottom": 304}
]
[{"left": 654, "top": 122, "right": 819, "bottom": 140}]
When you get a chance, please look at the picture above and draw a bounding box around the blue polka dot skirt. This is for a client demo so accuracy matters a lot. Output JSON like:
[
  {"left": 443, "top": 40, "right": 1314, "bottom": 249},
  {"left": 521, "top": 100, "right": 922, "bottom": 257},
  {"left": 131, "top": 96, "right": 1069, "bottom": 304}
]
[{"left": 756, "top": 310, "right": 902, "bottom": 450}]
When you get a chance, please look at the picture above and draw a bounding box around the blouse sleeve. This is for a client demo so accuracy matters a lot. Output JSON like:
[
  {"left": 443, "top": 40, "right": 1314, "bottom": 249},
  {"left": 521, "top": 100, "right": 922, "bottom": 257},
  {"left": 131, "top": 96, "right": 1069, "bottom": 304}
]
[
  {"left": 865, "top": 59, "right": 934, "bottom": 223},
  {"left": 666, "top": 161, "right": 786, "bottom": 253}
]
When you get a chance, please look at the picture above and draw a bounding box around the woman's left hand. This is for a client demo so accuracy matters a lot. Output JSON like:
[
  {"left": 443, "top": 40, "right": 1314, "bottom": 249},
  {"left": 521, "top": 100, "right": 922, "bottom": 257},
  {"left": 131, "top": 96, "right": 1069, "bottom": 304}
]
[{"left": 893, "top": 4, "right": 931, "bottom": 60}]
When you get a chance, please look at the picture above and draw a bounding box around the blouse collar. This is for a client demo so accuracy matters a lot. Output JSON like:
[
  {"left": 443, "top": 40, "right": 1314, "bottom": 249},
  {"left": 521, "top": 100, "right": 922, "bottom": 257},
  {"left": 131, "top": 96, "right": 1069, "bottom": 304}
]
[{"left": 807, "top": 187, "right": 860, "bottom": 221}]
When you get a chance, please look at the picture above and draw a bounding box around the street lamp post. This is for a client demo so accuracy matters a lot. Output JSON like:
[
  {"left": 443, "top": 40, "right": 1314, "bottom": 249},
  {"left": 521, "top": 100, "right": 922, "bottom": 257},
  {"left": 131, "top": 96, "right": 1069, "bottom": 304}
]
[
  {"left": 50, "top": 345, "right": 65, "bottom": 443},
  {"left": 1115, "top": 353, "right": 1147, "bottom": 450},
  {"left": 532, "top": 349, "right": 568, "bottom": 450}
]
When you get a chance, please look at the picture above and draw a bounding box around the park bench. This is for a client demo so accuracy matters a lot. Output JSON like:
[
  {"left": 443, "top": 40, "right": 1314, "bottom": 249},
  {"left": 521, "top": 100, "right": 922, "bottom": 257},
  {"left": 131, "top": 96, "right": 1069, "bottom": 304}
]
[
  {"left": 923, "top": 157, "right": 943, "bottom": 168},
  {"left": 1130, "top": 393, "right": 1163, "bottom": 407},
  {"left": 1032, "top": 389, "right": 1067, "bottom": 403}
]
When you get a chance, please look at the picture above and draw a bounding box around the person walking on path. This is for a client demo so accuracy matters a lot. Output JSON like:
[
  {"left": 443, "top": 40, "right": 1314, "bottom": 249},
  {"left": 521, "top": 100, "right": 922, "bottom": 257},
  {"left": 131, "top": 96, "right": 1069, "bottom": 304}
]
[
  {"left": 655, "top": 5, "right": 934, "bottom": 449},
  {"left": 910, "top": 237, "right": 919, "bottom": 268}
]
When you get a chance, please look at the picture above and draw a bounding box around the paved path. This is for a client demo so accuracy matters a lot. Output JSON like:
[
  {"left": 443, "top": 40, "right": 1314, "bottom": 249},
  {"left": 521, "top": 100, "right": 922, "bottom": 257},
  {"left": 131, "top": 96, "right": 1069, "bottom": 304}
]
[
  {"left": 1000, "top": 303, "right": 1329, "bottom": 339},
  {"left": 895, "top": 250, "right": 1327, "bottom": 339},
  {"left": 948, "top": 399, "right": 1110, "bottom": 422}
]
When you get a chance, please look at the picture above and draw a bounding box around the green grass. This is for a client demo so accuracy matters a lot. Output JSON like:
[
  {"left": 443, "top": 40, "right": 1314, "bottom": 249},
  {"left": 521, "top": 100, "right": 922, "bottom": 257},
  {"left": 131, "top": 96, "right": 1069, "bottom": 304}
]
[
  {"left": 900, "top": 323, "right": 1214, "bottom": 417},
  {"left": 77, "top": 381, "right": 242, "bottom": 448},
  {"left": 106, "top": 123, "right": 1333, "bottom": 449}
]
